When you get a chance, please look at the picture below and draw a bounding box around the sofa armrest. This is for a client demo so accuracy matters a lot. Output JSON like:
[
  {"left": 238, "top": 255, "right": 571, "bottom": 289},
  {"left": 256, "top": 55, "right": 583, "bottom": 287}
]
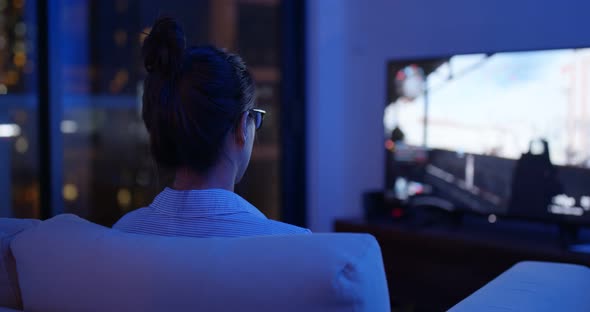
[
  {"left": 0, "top": 219, "right": 40, "bottom": 310},
  {"left": 449, "top": 261, "right": 590, "bottom": 312}
]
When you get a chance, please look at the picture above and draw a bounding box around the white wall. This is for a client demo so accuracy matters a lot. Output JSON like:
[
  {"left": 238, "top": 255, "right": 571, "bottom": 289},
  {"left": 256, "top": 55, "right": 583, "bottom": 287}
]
[{"left": 306, "top": 0, "right": 590, "bottom": 232}]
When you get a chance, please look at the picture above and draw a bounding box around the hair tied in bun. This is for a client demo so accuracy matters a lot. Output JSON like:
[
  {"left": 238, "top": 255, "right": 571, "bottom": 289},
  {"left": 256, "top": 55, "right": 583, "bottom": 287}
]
[{"left": 142, "top": 17, "right": 186, "bottom": 77}]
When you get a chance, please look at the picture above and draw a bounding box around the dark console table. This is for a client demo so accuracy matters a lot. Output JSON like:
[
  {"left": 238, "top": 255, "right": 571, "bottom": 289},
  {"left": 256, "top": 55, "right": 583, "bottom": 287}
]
[{"left": 334, "top": 217, "right": 590, "bottom": 311}]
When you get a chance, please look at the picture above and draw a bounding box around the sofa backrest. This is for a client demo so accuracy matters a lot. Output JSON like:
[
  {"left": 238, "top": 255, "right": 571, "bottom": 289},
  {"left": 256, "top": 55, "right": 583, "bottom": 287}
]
[
  {"left": 11, "top": 214, "right": 390, "bottom": 312},
  {"left": 0, "top": 218, "right": 40, "bottom": 310}
]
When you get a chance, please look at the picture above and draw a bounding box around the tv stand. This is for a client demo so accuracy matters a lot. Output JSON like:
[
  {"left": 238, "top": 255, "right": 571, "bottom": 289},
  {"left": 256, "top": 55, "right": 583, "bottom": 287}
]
[
  {"left": 334, "top": 217, "right": 590, "bottom": 311},
  {"left": 559, "top": 224, "right": 580, "bottom": 246}
]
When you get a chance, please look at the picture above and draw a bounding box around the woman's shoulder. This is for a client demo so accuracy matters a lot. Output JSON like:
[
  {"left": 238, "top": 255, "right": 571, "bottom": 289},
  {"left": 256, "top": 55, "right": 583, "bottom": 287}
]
[
  {"left": 112, "top": 207, "right": 151, "bottom": 230},
  {"left": 263, "top": 219, "right": 312, "bottom": 235}
]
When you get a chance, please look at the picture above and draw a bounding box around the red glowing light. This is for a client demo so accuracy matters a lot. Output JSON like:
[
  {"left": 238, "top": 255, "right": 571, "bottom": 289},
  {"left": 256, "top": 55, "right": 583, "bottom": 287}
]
[
  {"left": 391, "top": 208, "right": 404, "bottom": 218},
  {"left": 385, "top": 139, "right": 395, "bottom": 151}
]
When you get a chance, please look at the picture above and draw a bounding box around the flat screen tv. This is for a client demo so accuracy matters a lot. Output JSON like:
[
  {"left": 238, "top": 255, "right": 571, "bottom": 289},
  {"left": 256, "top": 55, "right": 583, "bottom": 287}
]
[{"left": 385, "top": 47, "right": 590, "bottom": 226}]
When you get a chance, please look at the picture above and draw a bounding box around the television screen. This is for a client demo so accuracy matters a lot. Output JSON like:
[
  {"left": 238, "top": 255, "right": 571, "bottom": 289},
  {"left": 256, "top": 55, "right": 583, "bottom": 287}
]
[{"left": 385, "top": 48, "right": 590, "bottom": 224}]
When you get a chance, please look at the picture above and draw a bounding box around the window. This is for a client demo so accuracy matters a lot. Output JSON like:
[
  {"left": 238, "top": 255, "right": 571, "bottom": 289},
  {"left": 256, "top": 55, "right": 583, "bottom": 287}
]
[
  {"left": 0, "top": 0, "right": 39, "bottom": 218},
  {"left": 0, "top": 0, "right": 304, "bottom": 226}
]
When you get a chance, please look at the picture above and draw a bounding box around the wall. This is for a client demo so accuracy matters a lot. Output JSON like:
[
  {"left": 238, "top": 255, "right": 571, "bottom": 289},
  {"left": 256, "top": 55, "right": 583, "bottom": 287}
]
[{"left": 306, "top": 0, "right": 590, "bottom": 232}]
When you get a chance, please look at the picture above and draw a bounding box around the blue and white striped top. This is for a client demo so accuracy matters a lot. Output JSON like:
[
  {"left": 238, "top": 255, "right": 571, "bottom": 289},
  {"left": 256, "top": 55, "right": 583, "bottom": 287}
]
[{"left": 112, "top": 187, "right": 311, "bottom": 237}]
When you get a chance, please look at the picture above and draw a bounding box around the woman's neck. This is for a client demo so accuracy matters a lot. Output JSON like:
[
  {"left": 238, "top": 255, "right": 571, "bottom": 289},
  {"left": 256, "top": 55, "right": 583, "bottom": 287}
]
[{"left": 172, "top": 164, "right": 235, "bottom": 192}]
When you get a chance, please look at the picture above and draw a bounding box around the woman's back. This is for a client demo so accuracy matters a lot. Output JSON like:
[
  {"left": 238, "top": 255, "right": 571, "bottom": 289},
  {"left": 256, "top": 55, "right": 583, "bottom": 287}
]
[{"left": 114, "top": 188, "right": 310, "bottom": 237}]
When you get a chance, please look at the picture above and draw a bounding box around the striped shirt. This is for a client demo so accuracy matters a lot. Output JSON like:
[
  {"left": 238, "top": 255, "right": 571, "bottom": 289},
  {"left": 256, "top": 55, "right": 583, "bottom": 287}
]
[{"left": 112, "top": 187, "right": 311, "bottom": 237}]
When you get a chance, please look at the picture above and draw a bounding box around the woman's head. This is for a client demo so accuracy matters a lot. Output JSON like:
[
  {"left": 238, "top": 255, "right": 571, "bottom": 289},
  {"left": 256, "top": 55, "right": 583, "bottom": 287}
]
[{"left": 142, "top": 17, "right": 260, "bottom": 184}]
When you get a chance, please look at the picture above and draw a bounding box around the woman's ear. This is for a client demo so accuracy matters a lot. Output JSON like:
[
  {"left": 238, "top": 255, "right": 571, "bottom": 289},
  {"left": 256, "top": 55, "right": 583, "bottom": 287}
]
[{"left": 235, "top": 111, "right": 249, "bottom": 146}]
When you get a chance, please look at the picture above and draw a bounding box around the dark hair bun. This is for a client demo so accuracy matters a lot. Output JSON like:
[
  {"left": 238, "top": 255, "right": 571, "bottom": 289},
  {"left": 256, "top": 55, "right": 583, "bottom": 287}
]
[{"left": 142, "top": 17, "right": 186, "bottom": 77}]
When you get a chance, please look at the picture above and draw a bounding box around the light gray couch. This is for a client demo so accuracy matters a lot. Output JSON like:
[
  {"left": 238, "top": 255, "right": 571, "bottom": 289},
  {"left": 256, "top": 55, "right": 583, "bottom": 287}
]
[
  {"left": 0, "top": 214, "right": 588, "bottom": 311},
  {"left": 0, "top": 214, "right": 390, "bottom": 312}
]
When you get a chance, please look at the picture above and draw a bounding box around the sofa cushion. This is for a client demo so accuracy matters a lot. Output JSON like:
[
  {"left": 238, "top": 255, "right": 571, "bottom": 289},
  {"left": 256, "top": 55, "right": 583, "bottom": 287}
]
[
  {"left": 12, "top": 214, "right": 390, "bottom": 312},
  {"left": 0, "top": 218, "right": 40, "bottom": 310},
  {"left": 449, "top": 261, "right": 590, "bottom": 312}
]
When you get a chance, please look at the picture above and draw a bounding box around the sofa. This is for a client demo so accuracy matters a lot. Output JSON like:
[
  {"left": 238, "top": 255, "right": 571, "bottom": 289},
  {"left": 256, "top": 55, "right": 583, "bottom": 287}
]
[
  {"left": 0, "top": 214, "right": 390, "bottom": 312},
  {"left": 1, "top": 214, "right": 589, "bottom": 312},
  {"left": 449, "top": 260, "right": 590, "bottom": 311}
]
